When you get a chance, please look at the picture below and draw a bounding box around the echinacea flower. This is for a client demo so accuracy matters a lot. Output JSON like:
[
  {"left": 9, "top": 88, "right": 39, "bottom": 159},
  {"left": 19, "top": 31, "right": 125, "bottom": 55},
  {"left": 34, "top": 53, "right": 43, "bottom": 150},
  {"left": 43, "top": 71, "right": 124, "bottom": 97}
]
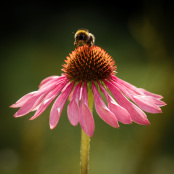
[{"left": 10, "top": 45, "right": 166, "bottom": 137}]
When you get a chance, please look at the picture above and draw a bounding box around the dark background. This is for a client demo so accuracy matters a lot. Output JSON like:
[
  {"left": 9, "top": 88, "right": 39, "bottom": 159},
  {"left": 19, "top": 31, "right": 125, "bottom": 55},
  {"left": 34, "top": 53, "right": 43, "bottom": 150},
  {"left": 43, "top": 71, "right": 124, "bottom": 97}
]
[{"left": 1, "top": 1, "right": 174, "bottom": 174}]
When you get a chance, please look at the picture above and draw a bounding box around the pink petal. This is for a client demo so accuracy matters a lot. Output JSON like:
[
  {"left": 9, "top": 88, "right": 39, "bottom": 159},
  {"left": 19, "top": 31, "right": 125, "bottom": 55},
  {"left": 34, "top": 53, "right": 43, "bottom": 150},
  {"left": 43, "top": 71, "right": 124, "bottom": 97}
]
[
  {"left": 112, "top": 75, "right": 164, "bottom": 100},
  {"left": 114, "top": 82, "right": 134, "bottom": 100},
  {"left": 104, "top": 80, "right": 150, "bottom": 125},
  {"left": 14, "top": 93, "right": 45, "bottom": 117},
  {"left": 30, "top": 80, "right": 68, "bottom": 120},
  {"left": 92, "top": 82, "right": 119, "bottom": 128},
  {"left": 150, "top": 97, "right": 166, "bottom": 107},
  {"left": 80, "top": 102, "right": 95, "bottom": 137},
  {"left": 115, "top": 82, "right": 162, "bottom": 113},
  {"left": 79, "top": 82, "right": 95, "bottom": 137},
  {"left": 138, "top": 88, "right": 163, "bottom": 99},
  {"left": 98, "top": 82, "right": 131, "bottom": 124},
  {"left": 132, "top": 96, "right": 162, "bottom": 113},
  {"left": 31, "top": 103, "right": 41, "bottom": 111},
  {"left": 39, "top": 75, "right": 64, "bottom": 88},
  {"left": 49, "top": 81, "right": 75, "bottom": 129},
  {"left": 10, "top": 91, "right": 37, "bottom": 108},
  {"left": 67, "top": 100, "right": 79, "bottom": 126},
  {"left": 13, "top": 76, "right": 68, "bottom": 117},
  {"left": 67, "top": 82, "right": 82, "bottom": 126},
  {"left": 108, "top": 101, "right": 132, "bottom": 124},
  {"left": 111, "top": 75, "right": 144, "bottom": 95},
  {"left": 38, "top": 77, "right": 66, "bottom": 93},
  {"left": 11, "top": 76, "right": 67, "bottom": 109}
]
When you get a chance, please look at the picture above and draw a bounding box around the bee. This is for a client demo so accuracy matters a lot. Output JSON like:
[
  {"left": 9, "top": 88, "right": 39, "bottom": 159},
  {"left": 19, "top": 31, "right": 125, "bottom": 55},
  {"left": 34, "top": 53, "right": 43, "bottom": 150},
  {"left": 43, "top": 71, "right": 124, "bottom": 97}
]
[{"left": 74, "top": 29, "right": 95, "bottom": 48}]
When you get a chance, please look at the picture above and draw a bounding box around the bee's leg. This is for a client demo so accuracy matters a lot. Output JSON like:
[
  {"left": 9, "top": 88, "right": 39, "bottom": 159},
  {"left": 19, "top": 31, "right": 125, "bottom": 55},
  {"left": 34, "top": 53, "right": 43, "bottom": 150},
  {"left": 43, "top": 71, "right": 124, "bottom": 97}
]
[
  {"left": 74, "top": 41, "right": 78, "bottom": 48},
  {"left": 87, "top": 41, "right": 92, "bottom": 47}
]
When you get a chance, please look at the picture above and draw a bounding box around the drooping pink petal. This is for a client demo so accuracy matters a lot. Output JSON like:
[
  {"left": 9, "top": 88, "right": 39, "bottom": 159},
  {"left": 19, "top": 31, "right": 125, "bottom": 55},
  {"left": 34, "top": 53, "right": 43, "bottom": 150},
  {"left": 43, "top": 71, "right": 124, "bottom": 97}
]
[
  {"left": 10, "top": 91, "right": 37, "bottom": 108},
  {"left": 138, "top": 88, "right": 163, "bottom": 99},
  {"left": 30, "top": 80, "right": 68, "bottom": 120},
  {"left": 114, "top": 82, "right": 134, "bottom": 100},
  {"left": 80, "top": 103, "right": 95, "bottom": 137},
  {"left": 115, "top": 82, "right": 162, "bottom": 113},
  {"left": 150, "top": 97, "right": 166, "bottom": 107},
  {"left": 98, "top": 81, "right": 131, "bottom": 124},
  {"left": 67, "top": 82, "right": 82, "bottom": 126},
  {"left": 111, "top": 75, "right": 144, "bottom": 95},
  {"left": 14, "top": 93, "right": 46, "bottom": 117},
  {"left": 132, "top": 96, "right": 162, "bottom": 113},
  {"left": 11, "top": 76, "right": 67, "bottom": 109},
  {"left": 31, "top": 103, "right": 41, "bottom": 111},
  {"left": 13, "top": 77, "right": 68, "bottom": 117},
  {"left": 39, "top": 75, "right": 65, "bottom": 88},
  {"left": 49, "top": 81, "right": 75, "bottom": 129},
  {"left": 38, "top": 76, "right": 67, "bottom": 93},
  {"left": 79, "top": 81, "right": 95, "bottom": 137},
  {"left": 108, "top": 101, "right": 132, "bottom": 124},
  {"left": 112, "top": 75, "right": 164, "bottom": 100},
  {"left": 104, "top": 80, "right": 150, "bottom": 125},
  {"left": 92, "top": 82, "right": 119, "bottom": 128}
]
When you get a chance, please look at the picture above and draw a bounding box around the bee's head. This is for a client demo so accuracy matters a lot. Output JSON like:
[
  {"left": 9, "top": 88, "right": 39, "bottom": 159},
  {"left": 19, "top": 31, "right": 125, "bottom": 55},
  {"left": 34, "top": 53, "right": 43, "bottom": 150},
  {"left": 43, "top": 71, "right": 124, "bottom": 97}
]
[
  {"left": 74, "top": 29, "right": 94, "bottom": 47},
  {"left": 76, "top": 33, "right": 88, "bottom": 41},
  {"left": 75, "top": 29, "right": 89, "bottom": 42}
]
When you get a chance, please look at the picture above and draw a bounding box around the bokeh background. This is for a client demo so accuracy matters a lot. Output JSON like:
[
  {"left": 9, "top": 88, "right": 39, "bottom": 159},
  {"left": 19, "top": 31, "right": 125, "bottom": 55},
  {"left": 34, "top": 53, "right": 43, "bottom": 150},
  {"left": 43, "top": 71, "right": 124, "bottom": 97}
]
[{"left": 1, "top": 0, "right": 174, "bottom": 174}]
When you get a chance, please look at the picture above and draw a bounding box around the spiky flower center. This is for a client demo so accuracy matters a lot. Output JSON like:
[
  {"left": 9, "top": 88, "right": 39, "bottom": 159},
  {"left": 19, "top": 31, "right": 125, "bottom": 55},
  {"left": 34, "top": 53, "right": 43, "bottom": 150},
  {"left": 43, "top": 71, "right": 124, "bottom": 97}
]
[{"left": 62, "top": 45, "right": 116, "bottom": 81}]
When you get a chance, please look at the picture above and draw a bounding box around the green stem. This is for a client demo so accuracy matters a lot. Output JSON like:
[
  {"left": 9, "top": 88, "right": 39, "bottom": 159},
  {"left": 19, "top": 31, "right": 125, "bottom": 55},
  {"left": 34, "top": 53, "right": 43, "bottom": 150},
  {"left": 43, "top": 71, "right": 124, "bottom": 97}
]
[
  {"left": 81, "top": 129, "right": 90, "bottom": 174},
  {"left": 80, "top": 87, "right": 94, "bottom": 174}
]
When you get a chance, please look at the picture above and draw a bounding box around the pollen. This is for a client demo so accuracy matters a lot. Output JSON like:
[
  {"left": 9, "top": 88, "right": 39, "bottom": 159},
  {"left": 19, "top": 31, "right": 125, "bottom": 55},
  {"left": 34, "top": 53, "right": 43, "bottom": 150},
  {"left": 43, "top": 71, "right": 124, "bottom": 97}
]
[{"left": 62, "top": 45, "right": 116, "bottom": 81}]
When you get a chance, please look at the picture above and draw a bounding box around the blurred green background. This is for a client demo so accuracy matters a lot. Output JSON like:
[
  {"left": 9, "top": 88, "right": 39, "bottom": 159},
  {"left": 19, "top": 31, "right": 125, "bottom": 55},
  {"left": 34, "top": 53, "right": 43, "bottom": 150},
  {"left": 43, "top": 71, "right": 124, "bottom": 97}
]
[{"left": 1, "top": 1, "right": 174, "bottom": 174}]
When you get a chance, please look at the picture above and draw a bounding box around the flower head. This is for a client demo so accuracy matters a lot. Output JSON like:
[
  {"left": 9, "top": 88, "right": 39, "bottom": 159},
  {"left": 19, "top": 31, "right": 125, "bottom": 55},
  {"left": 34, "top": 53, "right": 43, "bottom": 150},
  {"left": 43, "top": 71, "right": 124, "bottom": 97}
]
[
  {"left": 10, "top": 31, "right": 166, "bottom": 137},
  {"left": 62, "top": 45, "right": 116, "bottom": 81}
]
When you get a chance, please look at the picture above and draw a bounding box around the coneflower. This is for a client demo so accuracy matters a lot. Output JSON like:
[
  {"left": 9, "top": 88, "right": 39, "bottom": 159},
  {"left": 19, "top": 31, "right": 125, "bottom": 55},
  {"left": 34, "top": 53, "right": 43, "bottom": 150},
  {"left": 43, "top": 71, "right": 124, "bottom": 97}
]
[{"left": 10, "top": 29, "right": 166, "bottom": 174}]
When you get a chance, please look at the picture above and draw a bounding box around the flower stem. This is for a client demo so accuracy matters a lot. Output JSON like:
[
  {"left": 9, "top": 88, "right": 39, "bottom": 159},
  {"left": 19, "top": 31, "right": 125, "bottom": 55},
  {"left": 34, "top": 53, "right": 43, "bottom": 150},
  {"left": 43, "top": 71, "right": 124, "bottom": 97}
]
[
  {"left": 80, "top": 87, "right": 94, "bottom": 174},
  {"left": 81, "top": 129, "right": 90, "bottom": 174}
]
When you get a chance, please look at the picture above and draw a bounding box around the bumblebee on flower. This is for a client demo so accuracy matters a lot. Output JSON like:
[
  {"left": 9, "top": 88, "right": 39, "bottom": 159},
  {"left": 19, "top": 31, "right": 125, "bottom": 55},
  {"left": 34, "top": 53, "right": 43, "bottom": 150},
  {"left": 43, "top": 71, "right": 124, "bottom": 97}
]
[
  {"left": 10, "top": 29, "right": 166, "bottom": 137},
  {"left": 74, "top": 29, "right": 95, "bottom": 47}
]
